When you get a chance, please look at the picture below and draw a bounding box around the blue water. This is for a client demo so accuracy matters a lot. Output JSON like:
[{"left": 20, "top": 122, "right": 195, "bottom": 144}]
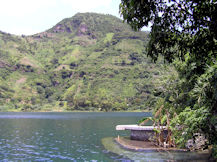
[{"left": 0, "top": 112, "right": 148, "bottom": 161}]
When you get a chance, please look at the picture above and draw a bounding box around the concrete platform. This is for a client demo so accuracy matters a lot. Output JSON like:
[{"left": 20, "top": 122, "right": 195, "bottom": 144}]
[
  {"left": 116, "top": 125, "right": 167, "bottom": 141},
  {"left": 116, "top": 125, "right": 167, "bottom": 131}
]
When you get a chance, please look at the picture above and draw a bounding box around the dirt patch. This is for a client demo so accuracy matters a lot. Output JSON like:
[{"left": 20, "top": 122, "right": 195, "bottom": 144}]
[
  {"left": 20, "top": 57, "right": 38, "bottom": 68},
  {"left": 16, "top": 77, "right": 27, "bottom": 84},
  {"left": 77, "top": 24, "right": 88, "bottom": 36}
]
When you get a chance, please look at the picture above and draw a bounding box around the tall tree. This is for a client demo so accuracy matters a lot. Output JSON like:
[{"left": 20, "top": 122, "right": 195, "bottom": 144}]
[{"left": 120, "top": 0, "right": 217, "bottom": 157}]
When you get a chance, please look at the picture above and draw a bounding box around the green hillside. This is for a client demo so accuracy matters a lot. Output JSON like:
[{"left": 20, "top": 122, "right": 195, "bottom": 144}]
[{"left": 0, "top": 13, "right": 176, "bottom": 111}]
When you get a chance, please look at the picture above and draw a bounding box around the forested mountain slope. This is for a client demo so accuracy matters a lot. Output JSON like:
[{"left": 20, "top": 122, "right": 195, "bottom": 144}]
[{"left": 0, "top": 13, "right": 175, "bottom": 111}]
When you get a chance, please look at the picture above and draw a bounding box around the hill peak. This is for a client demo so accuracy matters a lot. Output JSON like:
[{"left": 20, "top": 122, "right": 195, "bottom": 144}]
[{"left": 45, "top": 13, "right": 129, "bottom": 37}]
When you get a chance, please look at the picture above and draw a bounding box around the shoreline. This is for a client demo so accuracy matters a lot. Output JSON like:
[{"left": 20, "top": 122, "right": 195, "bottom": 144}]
[
  {"left": 114, "top": 136, "right": 189, "bottom": 152},
  {"left": 0, "top": 109, "right": 149, "bottom": 113},
  {"left": 102, "top": 137, "right": 213, "bottom": 161}
]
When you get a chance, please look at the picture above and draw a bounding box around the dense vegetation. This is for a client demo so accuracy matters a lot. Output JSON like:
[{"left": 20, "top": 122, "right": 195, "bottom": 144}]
[
  {"left": 120, "top": 0, "right": 216, "bottom": 158},
  {"left": 0, "top": 13, "right": 175, "bottom": 112}
]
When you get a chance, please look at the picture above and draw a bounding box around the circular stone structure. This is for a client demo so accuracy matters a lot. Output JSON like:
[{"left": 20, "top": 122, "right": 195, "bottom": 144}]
[
  {"left": 102, "top": 137, "right": 212, "bottom": 161},
  {"left": 115, "top": 136, "right": 187, "bottom": 151}
]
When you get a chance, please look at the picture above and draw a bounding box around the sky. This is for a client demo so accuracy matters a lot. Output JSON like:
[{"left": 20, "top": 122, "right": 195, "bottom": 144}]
[{"left": 0, "top": 0, "right": 123, "bottom": 35}]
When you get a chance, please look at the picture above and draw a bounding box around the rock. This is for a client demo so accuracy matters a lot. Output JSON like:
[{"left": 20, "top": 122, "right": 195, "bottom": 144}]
[
  {"left": 194, "top": 133, "right": 208, "bottom": 150},
  {"left": 186, "top": 139, "right": 195, "bottom": 151},
  {"left": 185, "top": 133, "right": 208, "bottom": 151}
]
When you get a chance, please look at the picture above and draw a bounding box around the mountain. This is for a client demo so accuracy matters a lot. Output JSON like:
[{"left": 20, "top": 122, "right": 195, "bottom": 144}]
[{"left": 0, "top": 13, "right": 175, "bottom": 111}]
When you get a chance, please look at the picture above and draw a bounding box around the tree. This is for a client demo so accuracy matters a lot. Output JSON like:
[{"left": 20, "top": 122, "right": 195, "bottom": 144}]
[
  {"left": 120, "top": 0, "right": 216, "bottom": 62},
  {"left": 120, "top": 0, "right": 217, "bottom": 157}
]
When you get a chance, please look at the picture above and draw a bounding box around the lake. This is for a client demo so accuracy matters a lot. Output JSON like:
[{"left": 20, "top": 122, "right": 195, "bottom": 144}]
[
  {"left": 0, "top": 112, "right": 147, "bottom": 161},
  {"left": 0, "top": 112, "right": 211, "bottom": 161}
]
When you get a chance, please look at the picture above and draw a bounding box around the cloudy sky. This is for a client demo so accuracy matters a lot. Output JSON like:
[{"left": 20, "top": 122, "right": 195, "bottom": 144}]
[{"left": 0, "top": 0, "right": 122, "bottom": 35}]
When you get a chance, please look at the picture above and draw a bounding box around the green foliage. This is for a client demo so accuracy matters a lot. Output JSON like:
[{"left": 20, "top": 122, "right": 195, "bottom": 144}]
[
  {"left": 120, "top": 0, "right": 217, "bottom": 156},
  {"left": 137, "top": 117, "right": 153, "bottom": 125},
  {"left": 120, "top": 0, "right": 217, "bottom": 63},
  {"left": 0, "top": 13, "right": 174, "bottom": 113},
  {"left": 171, "top": 106, "right": 209, "bottom": 147}
]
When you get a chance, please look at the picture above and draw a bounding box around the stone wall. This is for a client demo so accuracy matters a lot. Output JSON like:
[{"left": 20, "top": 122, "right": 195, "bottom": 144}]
[{"left": 131, "top": 130, "right": 168, "bottom": 141}]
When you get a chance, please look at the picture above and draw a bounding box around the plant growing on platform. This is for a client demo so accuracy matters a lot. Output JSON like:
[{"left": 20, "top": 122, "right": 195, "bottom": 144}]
[{"left": 139, "top": 103, "right": 176, "bottom": 148}]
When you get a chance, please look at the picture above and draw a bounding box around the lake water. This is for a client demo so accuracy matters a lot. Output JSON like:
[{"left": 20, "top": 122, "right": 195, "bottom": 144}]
[
  {"left": 0, "top": 112, "right": 147, "bottom": 161},
  {"left": 0, "top": 112, "right": 211, "bottom": 161}
]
